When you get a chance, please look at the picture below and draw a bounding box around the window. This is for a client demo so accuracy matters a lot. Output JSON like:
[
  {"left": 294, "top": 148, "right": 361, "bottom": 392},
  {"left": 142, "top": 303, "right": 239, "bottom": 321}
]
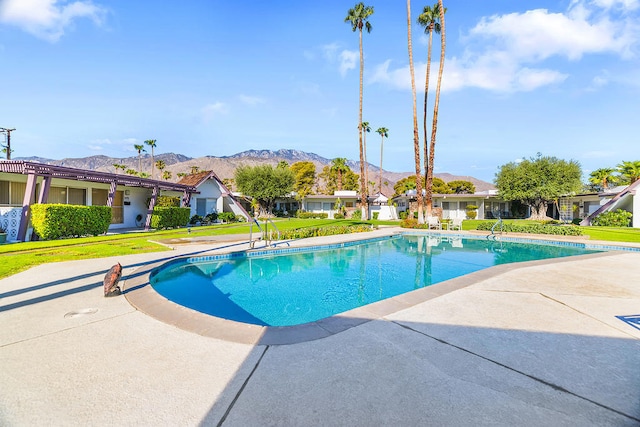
[
  {"left": 92, "top": 188, "right": 123, "bottom": 224},
  {"left": 48, "top": 187, "right": 67, "bottom": 204},
  {"left": 67, "top": 188, "right": 86, "bottom": 205},
  {"left": 0, "top": 180, "right": 9, "bottom": 205},
  {"left": 92, "top": 189, "right": 108, "bottom": 206},
  {"left": 345, "top": 201, "right": 354, "bottom": 208},
  {"left": 323, "top": 202, "right": 332, "bottom": 211},
  {"left": 307, "top": 202, "right": 321, "bottom": 211}
]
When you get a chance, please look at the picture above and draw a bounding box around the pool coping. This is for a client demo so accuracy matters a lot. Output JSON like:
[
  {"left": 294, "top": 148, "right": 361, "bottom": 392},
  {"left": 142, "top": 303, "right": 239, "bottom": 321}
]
[{"left": 122, "top": 231, "right": 628, "bottom": 346}]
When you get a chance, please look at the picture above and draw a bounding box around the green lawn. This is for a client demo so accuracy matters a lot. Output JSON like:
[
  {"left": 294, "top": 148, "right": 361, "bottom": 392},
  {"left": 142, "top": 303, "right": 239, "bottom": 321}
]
[{"left": 1, "top": 218, "right": 637, "bottom": 280}]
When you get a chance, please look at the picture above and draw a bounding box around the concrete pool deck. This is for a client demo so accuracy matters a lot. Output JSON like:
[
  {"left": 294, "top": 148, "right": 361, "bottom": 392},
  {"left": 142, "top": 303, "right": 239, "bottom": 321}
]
[{"left": 1, "top": 228, "right": 639, "bottom": 425}]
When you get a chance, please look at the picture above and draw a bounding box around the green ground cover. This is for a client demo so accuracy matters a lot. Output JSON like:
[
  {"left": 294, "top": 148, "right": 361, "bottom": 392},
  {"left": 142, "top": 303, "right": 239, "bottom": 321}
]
[{"left": 0, "top": 218, "right": 637, "bottom": 280}]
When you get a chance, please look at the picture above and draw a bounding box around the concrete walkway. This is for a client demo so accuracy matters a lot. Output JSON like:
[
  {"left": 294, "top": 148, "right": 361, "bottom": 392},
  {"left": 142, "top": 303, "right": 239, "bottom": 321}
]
[{"left": 1, "top": 230, "right": 639, "bottom": 426}]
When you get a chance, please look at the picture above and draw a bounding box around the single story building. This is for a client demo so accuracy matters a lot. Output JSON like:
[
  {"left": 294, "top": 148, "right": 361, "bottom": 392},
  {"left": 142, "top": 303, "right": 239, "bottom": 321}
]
[
  {"left": 580, "top": 181, "right": 639, "bottom": 228},
  {"left": 0, "top": 160, "right": 197, "bottom": 242},
  {"left": 176, "top": 171, "right": 250, "bottom": 220},
  {"left": 392, "top": 189, "right": 512, "bottom": 220}
]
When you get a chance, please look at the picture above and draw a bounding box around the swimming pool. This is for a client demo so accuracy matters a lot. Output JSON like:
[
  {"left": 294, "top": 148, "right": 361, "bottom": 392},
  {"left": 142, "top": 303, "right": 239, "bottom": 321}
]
[{"left": 150, "top": 234, "right": 601, "bottom": 327}]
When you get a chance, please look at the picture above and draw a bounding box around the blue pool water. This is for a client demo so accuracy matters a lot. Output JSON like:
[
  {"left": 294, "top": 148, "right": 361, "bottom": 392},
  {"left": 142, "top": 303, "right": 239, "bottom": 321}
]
[{"left": 150, "top": 234, "right": 600, "bottom": 327}]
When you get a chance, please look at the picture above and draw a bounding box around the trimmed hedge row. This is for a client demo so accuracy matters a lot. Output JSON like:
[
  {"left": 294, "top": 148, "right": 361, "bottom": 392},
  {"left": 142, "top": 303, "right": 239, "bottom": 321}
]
[
  {"left": 151, "top": 207, "right": 190, "bottom": 229},
  {"left": 274, "top": 224, "right": 374, "bottom": 240},
  {"left": 296, "top": 212, "right": 329, "bottom": 219},
  {"left": 592, "top": 209, "right": 632, "bottom": 227},
  {"left": 30, "top": 204, "right": 112, "bottom": 240},
  {"left": 476, "top": 222, "right": 583, "bottom": 236}
]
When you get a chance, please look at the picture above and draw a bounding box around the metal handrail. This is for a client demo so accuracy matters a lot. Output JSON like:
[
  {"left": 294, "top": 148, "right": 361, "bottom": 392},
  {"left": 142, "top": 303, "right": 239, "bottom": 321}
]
[
  {"left": 264, "top": 217, "right": 281, "bottom": 246},
  {"left": 489, "top": 211, "right": 503, "bottom": 240},
  {"left": 249, "top": 217, "right": 263, "bottom": 249}
]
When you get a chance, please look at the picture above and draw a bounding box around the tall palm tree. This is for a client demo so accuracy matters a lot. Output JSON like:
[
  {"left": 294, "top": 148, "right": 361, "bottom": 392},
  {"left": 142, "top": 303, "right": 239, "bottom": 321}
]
[
  {"left": 190, "top": 165, "right": 200, "bottom": 175},
  {"left": 376, "top": 127, "right": 389, "bottom": 194},
  {"left": 144, "top": 139, "right": 157, "bottom": 179},
  {"left": 330, "top": 158, "right": 350, "bottom": 191},
  {"left": 361, "top": 120, "right": 371, "bottom": 196},
  {"left": 134, "top": 144, "right": 146, "bottom": 174},
  {"left": 417, "top": 3, "right": 445, "bottom": 214},
  {"left": 162, "top": 170, "right": 172, "bottom": 181},
  {"left": 345, "top": 2, "right": 374, "bottom": 220},
  {"left": 589, "top": 168, "right": 618, "bottom": 190},
  {"left": 425, "top": 0, "right": 446, "bottom": 217},
  {"left": 407, "top": 0, "right": 424, "bottom": 223},
  {"left": 155, "top": 159, "right": 166, "bottom": 178},
  {"left": 618, "top": 160, "right": 640, "bottom": 184}
]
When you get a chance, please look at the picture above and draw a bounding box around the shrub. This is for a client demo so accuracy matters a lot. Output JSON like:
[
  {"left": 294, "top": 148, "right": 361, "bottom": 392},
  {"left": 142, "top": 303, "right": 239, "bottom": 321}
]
[
  {"left": 277, "top": 224, "right": 373, "bottom": 240},
  {"left": 592, "top": 209, "right": 632, "bottom": 227},
  {"left": 148, "top": 196, "right": 180, "bottom": 208},
  {"left": 351, "top": 209, "right": 362, "bottom": 220},
  {"left": 334, "top": 213, "right": 345, "bottom": 219},
  {"left": 204, "top": 212, "right": 218, "bottom": 223},
  {"left": 571, "top": 218, "right": 582, "bottom": 225},
  {"left": 399, "top": 211, "right": 408, "bottom": 220},
  {"left": 297, "top": 212, "right": 329, "bottom": 219},
  {"left": 151, "top": 207, "right": 190, "bottom": 229},
  {"left": 372, "top": 212, "right": 379, "bottom": 220},
  {"left": 30, "top": 204, "right": 112, "bottom": 240},
  {"left": 400, "top": 217, "right": 428, "bottom": 229},
  {"left": 476, "top": 221, "right": 583, "bottom": 236},
  {"left": 218, "top": 212, "right": 238, "bottom": 223},
  {"left": 189, "top": 215, "right": 203, "bottom": 225}
]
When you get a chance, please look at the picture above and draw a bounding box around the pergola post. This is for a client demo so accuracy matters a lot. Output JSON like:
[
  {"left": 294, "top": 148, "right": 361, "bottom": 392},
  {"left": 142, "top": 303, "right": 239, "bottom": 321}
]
[
  {"left": 37, "top": 175, "right": 51, "bottom": 204},
  {"left": 17, "top": 172, "right": 38, "bottom": 242},
  {"left": 182, "top": 190, "right": 191, "bottom": 207},
  {"left": 107, "top": 180, "right": 117, "bottom": 207},
  {"left": 145, "top": 186, "right": 159, "bottom": 231}
]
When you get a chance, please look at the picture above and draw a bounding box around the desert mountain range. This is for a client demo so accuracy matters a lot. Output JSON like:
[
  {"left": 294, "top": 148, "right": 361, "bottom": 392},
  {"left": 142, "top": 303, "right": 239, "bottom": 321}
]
[{"left": 16, "top": 149, "right": 495, "bottom": 194}]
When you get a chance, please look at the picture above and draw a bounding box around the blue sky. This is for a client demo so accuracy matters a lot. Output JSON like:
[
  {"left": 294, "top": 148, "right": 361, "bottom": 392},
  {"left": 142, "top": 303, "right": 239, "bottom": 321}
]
[{"left": 0, "top": 0, "right": 638, "bottom": 182}]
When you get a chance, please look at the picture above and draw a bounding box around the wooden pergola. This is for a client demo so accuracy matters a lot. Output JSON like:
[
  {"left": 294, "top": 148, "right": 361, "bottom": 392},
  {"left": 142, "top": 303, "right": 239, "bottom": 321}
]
[{"left": 0, "top": 161, "right": 198, "bottom": 241}]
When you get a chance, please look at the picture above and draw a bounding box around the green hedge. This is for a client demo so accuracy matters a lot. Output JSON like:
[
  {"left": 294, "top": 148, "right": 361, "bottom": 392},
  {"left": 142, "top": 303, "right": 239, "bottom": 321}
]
[
  {"left": 30, "top": 204, "right": 112, "bottom": 240},
  {"left": 150, "top": 207, "right": 190, "bottom": 229},
  {"left": 296, "top": 212, "right": 329, "bottom": 219},
  {"left": 592, "top": 209, "right": 632, "bottom": 227},
  {"left": 275, "top": 224, "right": 373, "bottom": 240},
  {"left": 476, "top": 222, "right": 583, "bottom": 236}
]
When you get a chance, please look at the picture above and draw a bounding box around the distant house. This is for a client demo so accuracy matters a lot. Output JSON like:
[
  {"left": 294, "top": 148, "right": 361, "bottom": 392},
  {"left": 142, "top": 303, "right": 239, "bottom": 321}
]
[
  {"left": 177, "top": 171, "right": 250, "bottom": 220},
  {"left": 392, "top": 189, "right": 511, "bottom": 220},
  {"left": 578, "top": 181, "right": 639, "bottom": 228},
  {"left": 302, "top": 190, "right": 360, "bottom": 219},
  {"left": 0, "top": 160, "right": 197, "bottom": 242}
]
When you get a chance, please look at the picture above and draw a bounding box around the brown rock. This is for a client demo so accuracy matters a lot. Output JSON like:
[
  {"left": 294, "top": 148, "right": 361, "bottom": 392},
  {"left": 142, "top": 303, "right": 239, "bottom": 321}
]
[{"left": 103, "top": 263, "right": 123, "bottom": 297}]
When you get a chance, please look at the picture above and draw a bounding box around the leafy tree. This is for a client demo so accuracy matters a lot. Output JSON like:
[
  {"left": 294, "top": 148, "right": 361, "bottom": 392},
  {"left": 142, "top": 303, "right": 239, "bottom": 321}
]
[
  {"left": 277, "top": 160, "right": 289, "bottom": 169},
  {"left": 588, "top": 168, "right": 618, "bottom": 191},
  {"left": 145, "top": 139, "right": 157, "bottom": 178},
  {"left": 417, "top": 2, "right": 445, "bottom": 215},
  {"left": 319, "top": 165, "right": 359, "bottom": 195},
  {"left": 617, "top": 160, "right": 640, "bottom": 184},
  {"left": 235, "top": 164, "right": 295, "bottom": 216},
  {"left": 448, "top": 180, "right": 475, "bottom": 194},
  {"left": 406, "top": 0, "right": 424, "bottom": 223},
  {"left": 393, "top": 175, "right": 418, "bottom": 197},
  {"left": 291, "top": 161, "right": 316, "bottom": 210},
  {"left": 495, "top": 154, "right": 582, "bottom": 220},
  {"left": 425, "top": 0, "right": 447, "bottom": 218},
  {"left": 345, "top": 2, "right": 374, "bottom": 220},
  {"left": 134, "top": 144, "right": 146, "bottom": 173},
  {"left": 222, "top": 178, "right": 234, "bottom": 191},
  {"left": 432, "top": 177, "right": 452, "bottom": 194},
  {"left": 376, "top": 127, "right": 389, "bottom": 193}
]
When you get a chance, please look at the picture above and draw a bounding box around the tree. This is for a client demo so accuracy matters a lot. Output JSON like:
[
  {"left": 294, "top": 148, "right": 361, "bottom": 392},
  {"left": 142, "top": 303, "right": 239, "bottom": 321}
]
[
  {"left": 495, "top": 154, "right": 582, "bottom": 220},
  {"left": 155, "top": 159, "right": 166, "bottom": 178},
  {"left": 617, "top": 160, "right": 640, "bottom": 184},
  {"left": 407, "top": 0, "right": 424, "bottom": 223},
  {"left": 393, "top": 175, "right": 418, "bottom": 197},
  {"left": 361, "top": 120, "right": 371, "bottom": 196},
  {"left": 235, "top": 165, "right": 295, "bottom": 216},
  {"left": 447, "top": 180, "right": 475, "bottom": 194},
  {"left": 162, "top": 170, "right": 172, "bottom": 181},
  {"left": 589, "top": 168, "right": 618, "bottom": 191},
  {"left": 345, "top": 2, "right": 374, "bottom": 220},
  {"left": 190, "top": 165, "right": 200, "bottom": 174},
  {"left": 319, "top": 165, "right": 359, "bottom": 195},
  {"left": 291, "top": 161, "right": 316, "bottom": 210},
  {"left": 222, "top": 178, "right": 234, "bottom": 191},
  {"left": 134, "top": 144, "right": 146, "bottom": 173},
  {"left": 112, "top": 163, "right": 126, "bottom": 174},
  {"left": 432, "top": 177, "right": 452, "bottom": 194},
  {"left": 330, "top": 158, "right": 350, "bottom": 191},
  {"left": 425, "top": 0, "right": 447, "bottom": 218},
  {"left": 125, "top": 168, "right": 138, "bottom": 176},
  {"left": 376, "top": 127, "right": 389, "bottom": 193},
  {"left": 144, "top": 139, "right": 157, "bottom": 179},
  {"left": 277, "top": 160, "right": 289, "bottom": 169}
]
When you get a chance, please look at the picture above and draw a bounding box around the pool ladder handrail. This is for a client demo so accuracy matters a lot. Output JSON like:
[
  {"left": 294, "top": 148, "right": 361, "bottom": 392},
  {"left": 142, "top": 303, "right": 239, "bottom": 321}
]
[
  {"left": 249, "top": 217, "right": 284, "bottom": 248},
  {"left": 249, "top": 217, "right": 263, "bottom": 249},
  {"left": 489, "top": 211, "right": 504, "bottom": 240}
]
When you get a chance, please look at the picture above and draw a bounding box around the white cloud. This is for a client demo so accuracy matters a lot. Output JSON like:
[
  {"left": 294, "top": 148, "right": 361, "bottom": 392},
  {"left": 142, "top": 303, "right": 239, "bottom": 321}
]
[
  {"left": 0, "top": 0, "right": 107, "bottom": 42},
  {"left": 238, "top": 95, "right": 266, "bottom": 106},
  {"left": 339, "top": 50, "right": 358, "bottom": 76},
  {"left": 201, "top": 102, "right": 228, "bottom": 122},
  {"left": 371, "top": 1, "right": 637, "bottom": 93}
]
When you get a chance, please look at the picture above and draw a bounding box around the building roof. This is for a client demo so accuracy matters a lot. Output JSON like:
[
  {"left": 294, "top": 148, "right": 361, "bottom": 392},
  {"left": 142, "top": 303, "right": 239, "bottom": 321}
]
[
  {"left": 177, "top": 170, "right": 232, "bottom": 196},
  {"left": 0, "top": 160, "right": 198, "bottom": 193}
]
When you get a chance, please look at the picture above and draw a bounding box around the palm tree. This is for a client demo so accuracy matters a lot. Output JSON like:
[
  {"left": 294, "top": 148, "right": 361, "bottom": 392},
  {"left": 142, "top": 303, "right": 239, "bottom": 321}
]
[
  {"left": 112, "top": 163, "right": 126, "bottom": 174},
  {"left": 376, "top": 127, "right": 389, "bottom": 194},
  {"left": 417, "top": 3, "right": 445, "bottom": 214},
  {"left": 330, "top": 158, "right": 350, "bottom": 191},
  {"left": 190, "top": 165, "right": 200, "bottom": 175},
  {"left": 407, "top": 0, "right": 424, "bottom": 223},
  {"left": 618, "top": 160, "right": 640, "bottom": 184},
  {"left": 589, "top": 168, "right": 618, "bottom": 190},
  {"left": 345, "top": 2, "right": 374, "bottom": 220},
  {"left": 144, "top": 139, "right": 157, "bottom": 179},
  {"left": 155, "top": 159, "right": 166, "bottom": 178},
  {"left": 125, "top": 168, "right": 138, "bottom": 176},
  {"left": 361, "top": 121, "right": 371, "bottom": 197},
  {"left": 134, "top": 144, "right": 146, "bottom": 174},
  {"left": 162, "top": 170, "right": 172, "bottom": 181},
  {"left": 425, "top": 0, "right": 446, "bottom": 218}
]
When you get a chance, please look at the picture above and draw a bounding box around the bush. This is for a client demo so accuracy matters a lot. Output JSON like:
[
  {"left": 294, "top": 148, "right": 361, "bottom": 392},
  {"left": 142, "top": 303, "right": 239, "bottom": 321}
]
[
  {"left": 334, "top": 213, "right": 345, "bottom": 219},
  {"left": 400, "top": 217, "right": 427, "bottom": 229},
  {"left": 30, "top": 204, "right": 112, "bottom": 240},
  {"left": 218, "top": 212, "right": 238, "bottom": 223},
  {"left": 466, "top": 210, "right": 477, "bottom": 220},
  {"left": 297, "top": 212, "right": 329, "bottom": 219},
  {"left": 189, "top": 215, "right": 203, "bottom": 225},
  {"left": 204, "top": 212, "right": 218, "bottom": 223},
  {"left": 151, "top": 207, "right": 190, "bottom": 229},
  {"left": 571, "top": 218, "right": 582, "bottom": 225},
  {"left": 476, "top": 221, "right": 583, "bottom": 236},
  {"left": 592, "top": 209, "right": 632, "bottom": 227},
  {"left": 148, "top": 196, "right": 180, "bottom": 208},
  {"left": 372, "top": 212, "right": 379, "bottom": 220},
  {"left": 351, "top": 209, "right": 362, "bottom": 220},
  {"left": 277, "top": 224, "right": 373, "bottom": 240},
  {"left": 399, "top": 211, "right": 408, "bottom": 220}
]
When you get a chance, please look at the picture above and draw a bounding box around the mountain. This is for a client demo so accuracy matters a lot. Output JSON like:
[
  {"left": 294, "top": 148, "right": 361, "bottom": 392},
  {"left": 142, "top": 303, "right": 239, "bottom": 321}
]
[{"left": 14, "top": 149, "right": 495, "bottom": 194}]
